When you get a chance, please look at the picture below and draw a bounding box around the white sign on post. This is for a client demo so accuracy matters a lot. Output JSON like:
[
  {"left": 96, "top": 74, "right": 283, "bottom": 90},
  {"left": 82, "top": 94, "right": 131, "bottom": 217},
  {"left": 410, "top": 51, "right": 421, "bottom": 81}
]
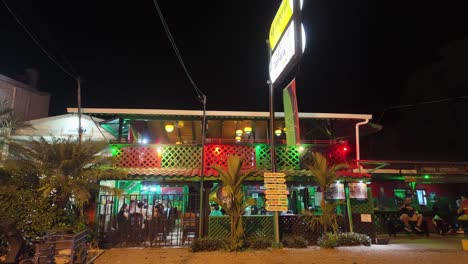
[{"left": 269, "top": 22, "right": 296, "bottom": 84}]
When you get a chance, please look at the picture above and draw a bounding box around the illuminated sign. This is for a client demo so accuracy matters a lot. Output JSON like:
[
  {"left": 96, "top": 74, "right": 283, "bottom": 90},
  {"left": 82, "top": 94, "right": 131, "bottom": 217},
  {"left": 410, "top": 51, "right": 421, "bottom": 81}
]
[
  {"left": 269, "top": 22, "right": 296, "bottom": 84},
  {"left": 268, "top": 0, "right": 306, "bottom": 85},
  {"left": 269, "top": 0, "right": 294, "bottom": 50},
  {"left": 269, "top": 0, "right": 304, "bottom": 50}
]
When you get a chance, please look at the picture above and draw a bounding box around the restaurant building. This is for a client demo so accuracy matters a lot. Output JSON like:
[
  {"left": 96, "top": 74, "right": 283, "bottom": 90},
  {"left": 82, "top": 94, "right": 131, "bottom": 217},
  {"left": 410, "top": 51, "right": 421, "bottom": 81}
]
[{"left": 63, "top": 107, "right": 379, "bottom": 246}]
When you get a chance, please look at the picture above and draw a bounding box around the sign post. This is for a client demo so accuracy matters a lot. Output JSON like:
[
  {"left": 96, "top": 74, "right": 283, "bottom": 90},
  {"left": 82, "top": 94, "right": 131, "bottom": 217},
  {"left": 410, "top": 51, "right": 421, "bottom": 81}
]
[
  {"left": 264, "top": 172, "right": 288, "bottom": 212},
  {"left": 267, "top": 0, "right": 305, "bottom": 249}
]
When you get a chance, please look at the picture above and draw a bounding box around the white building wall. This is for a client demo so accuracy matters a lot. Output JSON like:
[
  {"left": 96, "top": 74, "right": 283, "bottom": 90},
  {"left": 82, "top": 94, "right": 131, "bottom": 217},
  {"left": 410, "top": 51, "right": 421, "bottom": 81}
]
[{"left": 0, "top": 74, "right": 50, "bottom": 121}]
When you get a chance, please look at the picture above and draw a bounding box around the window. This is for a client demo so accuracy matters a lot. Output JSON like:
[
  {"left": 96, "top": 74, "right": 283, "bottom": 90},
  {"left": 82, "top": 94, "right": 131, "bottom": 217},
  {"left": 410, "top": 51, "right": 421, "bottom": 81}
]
[{"left": 416, "top": 189, "right": 427, "bottom": 206}]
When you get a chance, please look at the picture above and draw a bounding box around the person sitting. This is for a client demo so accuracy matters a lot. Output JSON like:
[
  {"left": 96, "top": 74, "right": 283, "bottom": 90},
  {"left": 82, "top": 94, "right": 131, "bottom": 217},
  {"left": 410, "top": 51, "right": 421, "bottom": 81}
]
[
  {"left": 457, "top": 194, "right": 468, "bottom": 220},
  {"left": 210, "top": 205, "right": 223, "bottom": 216},
  {"left": 455, "top": 194, "right": 468, "bottom": 233},
  {"left": 399, "top": 197, "right": 423, "bottom": 232},
  {"left": 431, "top": 205, "right": 453, "bottom": 235}
]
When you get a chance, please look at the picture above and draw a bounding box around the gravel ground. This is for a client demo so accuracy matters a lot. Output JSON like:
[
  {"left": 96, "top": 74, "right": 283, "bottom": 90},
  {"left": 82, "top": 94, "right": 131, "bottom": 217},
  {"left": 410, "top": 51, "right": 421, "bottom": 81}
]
[{"left": 94, "top": 243, "right": 468, "bottom": 264}]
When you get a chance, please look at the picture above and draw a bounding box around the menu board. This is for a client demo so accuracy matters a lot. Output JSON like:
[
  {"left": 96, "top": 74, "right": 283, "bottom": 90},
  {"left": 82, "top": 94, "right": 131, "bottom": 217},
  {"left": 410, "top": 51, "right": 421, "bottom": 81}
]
[
  {"left": 349, "top": 182, "right": 368, "bottom": 199},
  {"left": 326, "top": 183, "right": 345, "bottom": 200}
]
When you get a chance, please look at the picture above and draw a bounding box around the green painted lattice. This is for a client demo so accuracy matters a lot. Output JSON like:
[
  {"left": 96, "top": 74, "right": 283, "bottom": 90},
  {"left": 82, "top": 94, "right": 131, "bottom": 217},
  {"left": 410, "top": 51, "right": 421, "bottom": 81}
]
[
  {"left": 255, "top": 145, "right": 302, "bottom": 170},
  {"left": 255, "top": 144, "right": 271, "bottom": 169},
  {"left": 276, "top": 146, "right": 300, "bottom": 170},
  {"left": 161, "top": 145, "right": 201, "bottom": 168},
  {"left": 208, "top": 216, "right": 274, "bottom": 238},
  {"left": 350, "top": 188, "right": 376, "bottom": 239}
]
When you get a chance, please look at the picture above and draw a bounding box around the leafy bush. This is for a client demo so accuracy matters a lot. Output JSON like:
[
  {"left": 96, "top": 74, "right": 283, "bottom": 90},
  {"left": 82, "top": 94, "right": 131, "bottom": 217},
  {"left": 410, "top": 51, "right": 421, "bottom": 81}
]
[
  {"left": 281, "top": 235, "right": 308, "bottom": 248},
  {"left": 247, "top": 236, "right": 272, "bottom": 249},
  {"left": 317, "top": 232, "right": 371, "bottom": 248},
  {"left": 191, "top": 237, "right": 229, "bottom": 252},
  {"left": 337, "top": 232, "right": 371, "bottom": 246},
  {"left": 317, "top": 232, "right": 338, "bottom": 248}
]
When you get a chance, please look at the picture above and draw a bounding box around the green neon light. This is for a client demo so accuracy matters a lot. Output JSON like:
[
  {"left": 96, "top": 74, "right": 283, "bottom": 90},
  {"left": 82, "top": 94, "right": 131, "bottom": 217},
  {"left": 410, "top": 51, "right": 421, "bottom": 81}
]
[
  {"left": 424, "top": 174, "right": 430, "bottom": 179},
  {"left": 111, "top": 146, "right": 119, "bottom": 156}
]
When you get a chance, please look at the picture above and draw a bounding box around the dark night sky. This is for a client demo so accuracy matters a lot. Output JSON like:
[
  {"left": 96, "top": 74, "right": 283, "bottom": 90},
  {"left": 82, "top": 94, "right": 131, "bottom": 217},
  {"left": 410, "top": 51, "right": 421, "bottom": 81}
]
[{"left": 1, "top": 1, "right": 468, "bottom": 161}]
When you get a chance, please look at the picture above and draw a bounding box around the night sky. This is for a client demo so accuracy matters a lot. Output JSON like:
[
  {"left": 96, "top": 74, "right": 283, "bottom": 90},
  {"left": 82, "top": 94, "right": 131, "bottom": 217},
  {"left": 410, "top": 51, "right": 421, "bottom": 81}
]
[{"left": 1, "top": 1, "right": 468, "bottom": 161}]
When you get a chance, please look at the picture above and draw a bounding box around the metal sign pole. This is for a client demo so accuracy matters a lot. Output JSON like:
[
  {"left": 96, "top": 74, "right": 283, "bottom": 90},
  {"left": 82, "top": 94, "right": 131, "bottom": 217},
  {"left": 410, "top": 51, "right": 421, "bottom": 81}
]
[{"left": 267, "top": 40, "right": 282, "bottom": 249}]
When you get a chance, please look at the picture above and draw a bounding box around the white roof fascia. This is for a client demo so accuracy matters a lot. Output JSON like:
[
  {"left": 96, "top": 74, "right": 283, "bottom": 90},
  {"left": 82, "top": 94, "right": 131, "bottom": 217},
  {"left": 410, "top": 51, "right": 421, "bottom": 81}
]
[{"left": 67, "top": 108, "right": 372, "bottom": 120}]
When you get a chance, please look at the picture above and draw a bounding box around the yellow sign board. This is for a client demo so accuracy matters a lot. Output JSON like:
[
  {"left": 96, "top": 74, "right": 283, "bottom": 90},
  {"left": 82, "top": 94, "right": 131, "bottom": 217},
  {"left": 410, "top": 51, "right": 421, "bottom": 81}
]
[
  {"left": 269, "top": 0, "right": 293, "bottom": 50},
  {"left": 264, "top": 172, "right": 286, "bottom": 178},
  {"left": 264, "top": 178, "right": 286, "bottom": 183},
  {"left": 266, "top": 205, "right": 289, "bottom": 212},
  {"left": 265, "top": 184, "right": 287, "bottom": 189},
  {"left": 265, "top": 194, "right": 288, "bottom": 199},
  {"left": 265, "top": 189, "right": 288, "bottom": 195},
  {"left": 266, "top": 200, "right": 288, "bottom": 206}
]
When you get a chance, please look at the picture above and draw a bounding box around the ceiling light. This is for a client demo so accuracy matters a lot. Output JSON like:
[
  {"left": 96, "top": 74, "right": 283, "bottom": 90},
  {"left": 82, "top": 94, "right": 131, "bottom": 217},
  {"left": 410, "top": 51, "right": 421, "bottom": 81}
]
[
  {"left": 275, "top": 129, "right": 282, "bottom": 136},
  {"left": 165, "top": 124, "right": 174, "bottom": 132}
]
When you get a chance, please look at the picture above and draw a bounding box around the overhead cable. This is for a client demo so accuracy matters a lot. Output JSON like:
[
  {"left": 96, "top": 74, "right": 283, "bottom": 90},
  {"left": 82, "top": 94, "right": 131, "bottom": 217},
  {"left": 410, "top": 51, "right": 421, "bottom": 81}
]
[
  {"left": 152, "top": 0, "right": 205, "bottom": 100},
  {"left": 2, "top": 0, "right": 78, "bottom": 80}
]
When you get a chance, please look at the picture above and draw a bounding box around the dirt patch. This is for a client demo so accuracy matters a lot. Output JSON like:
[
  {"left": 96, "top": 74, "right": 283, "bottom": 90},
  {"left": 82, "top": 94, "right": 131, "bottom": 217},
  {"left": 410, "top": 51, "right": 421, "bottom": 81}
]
[{"left": 94, "top": 246, "right": 467, "bottom": 264}]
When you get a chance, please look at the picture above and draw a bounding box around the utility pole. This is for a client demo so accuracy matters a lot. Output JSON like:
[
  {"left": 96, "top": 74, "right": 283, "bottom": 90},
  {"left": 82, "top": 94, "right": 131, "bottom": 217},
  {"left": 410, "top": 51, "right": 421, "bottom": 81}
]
[
  {"left": 77, "top": 77, "right": 82, "bottom": 144},
  {"left": 198, "top": 94, "right": 207, "bottom": 238}
]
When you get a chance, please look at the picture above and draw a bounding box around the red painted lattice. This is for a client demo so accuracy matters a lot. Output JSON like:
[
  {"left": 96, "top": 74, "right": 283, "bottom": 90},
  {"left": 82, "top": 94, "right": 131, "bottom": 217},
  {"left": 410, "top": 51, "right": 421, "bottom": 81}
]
[
  {"left": 204, "top": 144, "right": 256, "bottom": 176},
  {"left": 326, "top": 143, "right": 350, "bottom": 165},
  {"left": 115, "top": 146, "right": 161, "bottom": 168}
]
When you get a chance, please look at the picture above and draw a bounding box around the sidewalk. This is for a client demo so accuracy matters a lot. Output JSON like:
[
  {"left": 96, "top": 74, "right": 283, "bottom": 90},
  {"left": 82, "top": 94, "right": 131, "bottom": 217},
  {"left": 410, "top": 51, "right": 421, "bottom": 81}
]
[{"left": 93, "top": 236, "right": 468, "bottom": 264}]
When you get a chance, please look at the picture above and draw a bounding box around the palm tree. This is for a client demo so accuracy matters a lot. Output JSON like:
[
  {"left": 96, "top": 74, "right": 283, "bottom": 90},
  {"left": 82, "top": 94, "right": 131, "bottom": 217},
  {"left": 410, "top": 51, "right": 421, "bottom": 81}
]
[
  {"left": 306, "top": 152, "right": 348, "bottom": 234},
  {"left": 210, "top": 155, "right": 255, "bottom": 251},
  {"left": 5, "top": 137, "right": 126, "bottom": 216}
]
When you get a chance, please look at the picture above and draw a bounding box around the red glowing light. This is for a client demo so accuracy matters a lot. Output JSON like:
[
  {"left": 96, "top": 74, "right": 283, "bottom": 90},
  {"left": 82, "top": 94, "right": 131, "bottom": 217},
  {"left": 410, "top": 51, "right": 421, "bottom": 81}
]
[{"left": 343, "top": 147, "right": 348, "bottom": 151}]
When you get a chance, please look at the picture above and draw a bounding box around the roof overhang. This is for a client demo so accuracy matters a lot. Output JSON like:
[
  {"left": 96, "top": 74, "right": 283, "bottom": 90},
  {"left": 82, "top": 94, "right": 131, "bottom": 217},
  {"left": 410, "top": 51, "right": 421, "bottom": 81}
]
[{"left": 67, "top": 108, "right": 372, "bottom": 120}]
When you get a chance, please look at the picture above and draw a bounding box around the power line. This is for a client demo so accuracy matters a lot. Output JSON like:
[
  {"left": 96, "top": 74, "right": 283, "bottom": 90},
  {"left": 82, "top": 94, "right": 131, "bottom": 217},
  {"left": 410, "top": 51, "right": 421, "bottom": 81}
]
[
  {"left": 151, "top": 0, "right": 205, "bottom": 101},
  {"left": 2, "top": 0, "right": 78, "bottom": 80},
  {"left": 377, "top": 95, "right": 468, "bottom": 124}
]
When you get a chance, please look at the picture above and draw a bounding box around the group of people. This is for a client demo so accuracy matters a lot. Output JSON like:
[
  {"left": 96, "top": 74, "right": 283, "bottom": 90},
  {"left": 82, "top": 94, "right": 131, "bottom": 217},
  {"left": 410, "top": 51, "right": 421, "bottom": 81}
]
[
  {"left": 399, "top": 194, "right": 468, "bottom": 234},
  {"left": 116, "top": 199, "right": 178, "bottom": 243}
]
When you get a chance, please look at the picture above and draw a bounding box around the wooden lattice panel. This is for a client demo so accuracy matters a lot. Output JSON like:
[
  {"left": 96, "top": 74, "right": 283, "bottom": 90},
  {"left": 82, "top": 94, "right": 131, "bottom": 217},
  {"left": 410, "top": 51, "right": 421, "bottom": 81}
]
[
  {"left": 161, "top": 146, "right": 202, "bottom": 168},
  {"left": 209, "top": 216, "right": 274, "bottom": 238},
  {"left": 243, "top": 216, "right": 274, "bottom": 238},
  {"left": 276, "top": 146, "right": 300, "bottom": 170},
  {"left": 204, "top": 144, "right": 256, "bottom": 175},
  {"left": 208, "top": 216, "right": 232, "bottom": 238},
  {"left": 326, "top": 143, "right": 349, "bottom": 164},
  {"left": 115, "top": 146, "right": 161, "bottom": 168},
  {"left": 255, "top": 144, "right": 271, "bottom": 169}
]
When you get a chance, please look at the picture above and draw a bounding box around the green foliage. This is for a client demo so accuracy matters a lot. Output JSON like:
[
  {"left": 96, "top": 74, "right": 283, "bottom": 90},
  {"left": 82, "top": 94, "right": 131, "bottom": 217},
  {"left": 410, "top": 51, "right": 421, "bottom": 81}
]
[
  {"left": 0, "top": 186, "right": 69, "bottom": 240},
  {"left": 336, "top": 232, "right": 371, "bottom": 246},
  {"left": 306, "top": 152, "right": 347, "bottom": 234},
  {"left": 317, "top": 232, "right": 371, "bottom": 248},
  {"left": 304, "top": 203, "right": 340, "bottom": 235},
  {"left": 210, "top": 156, "right": 255, "bottom": 251},
  {"left": 281, "top": 235, "right": 308, "bottom": 248},
  {"left": 6, "top": 137, "right": 126, "bottom": 214},
  {"left": 317, "top": 232, "right": 339, "bottom": 248},
  {"left": 191, "top": 237, "right": 229, "bottom": 252},
  {"left": 0, "top": 137, "right": 126, "bottom": 249},
  {"left": 247, "top": 236, "right": 272, "bottom": 249}
]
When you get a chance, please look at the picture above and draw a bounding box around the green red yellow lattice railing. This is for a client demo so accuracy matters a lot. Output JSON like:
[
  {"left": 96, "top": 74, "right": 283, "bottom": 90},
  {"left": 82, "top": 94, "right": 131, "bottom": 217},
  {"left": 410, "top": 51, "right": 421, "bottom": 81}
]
[{"left": 110, "top": 142, "right": 351, "bottom": 175}]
